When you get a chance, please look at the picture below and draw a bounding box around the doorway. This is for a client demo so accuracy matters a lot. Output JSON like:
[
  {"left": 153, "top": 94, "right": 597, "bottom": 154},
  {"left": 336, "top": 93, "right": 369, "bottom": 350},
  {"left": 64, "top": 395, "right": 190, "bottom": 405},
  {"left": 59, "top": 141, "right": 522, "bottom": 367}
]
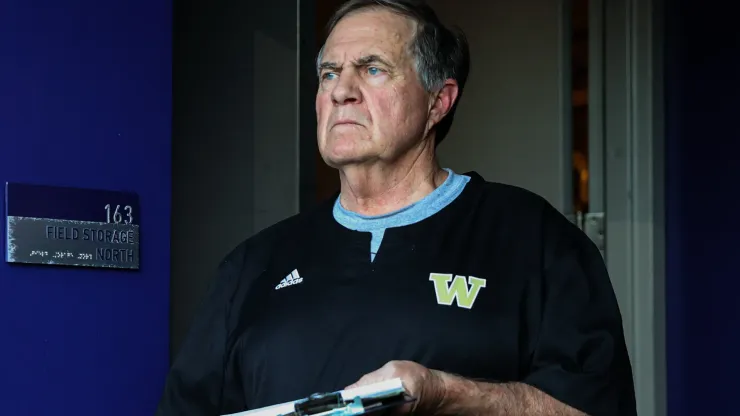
[{"left": 303, "top": 1, "right": 664, "bottom": 415}]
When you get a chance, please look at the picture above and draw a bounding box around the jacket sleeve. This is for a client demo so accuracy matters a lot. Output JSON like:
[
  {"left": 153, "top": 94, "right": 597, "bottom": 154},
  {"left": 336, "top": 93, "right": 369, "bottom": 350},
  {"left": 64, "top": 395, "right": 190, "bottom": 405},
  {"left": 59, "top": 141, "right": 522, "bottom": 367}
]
[
  {"left": 154, "top": 237, "right": 271, "bottom": 416},
  {"left": 522, "top": 206, "right": 637, "bottom": 416}
]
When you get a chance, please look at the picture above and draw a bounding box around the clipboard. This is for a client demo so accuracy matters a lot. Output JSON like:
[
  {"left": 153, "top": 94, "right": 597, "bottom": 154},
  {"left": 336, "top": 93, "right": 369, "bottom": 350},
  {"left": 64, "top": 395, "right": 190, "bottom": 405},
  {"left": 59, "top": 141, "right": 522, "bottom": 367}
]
[{"left": 223, "top": 378, "right": 415, "bottom": 416}]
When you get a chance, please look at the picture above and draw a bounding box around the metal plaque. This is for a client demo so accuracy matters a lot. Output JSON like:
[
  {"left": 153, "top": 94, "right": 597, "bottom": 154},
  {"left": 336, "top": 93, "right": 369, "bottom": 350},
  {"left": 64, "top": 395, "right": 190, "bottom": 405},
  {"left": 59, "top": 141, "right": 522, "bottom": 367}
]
[{"left": 4, "top": 182, "right": 140, "bottom": 270}]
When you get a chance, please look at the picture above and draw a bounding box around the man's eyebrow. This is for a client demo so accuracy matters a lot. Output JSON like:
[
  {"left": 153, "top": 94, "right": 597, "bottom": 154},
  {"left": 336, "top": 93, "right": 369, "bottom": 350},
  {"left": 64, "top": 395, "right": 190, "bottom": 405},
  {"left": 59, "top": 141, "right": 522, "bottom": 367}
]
[
  {"left": 318, "top": 61, "right": 340, "bottom": 72},
  {"left": 353, "top": 54, "right": 394, "bottom": 68},
  {"left": 318, "top": 55, "right": 394, "bottom": 72}
]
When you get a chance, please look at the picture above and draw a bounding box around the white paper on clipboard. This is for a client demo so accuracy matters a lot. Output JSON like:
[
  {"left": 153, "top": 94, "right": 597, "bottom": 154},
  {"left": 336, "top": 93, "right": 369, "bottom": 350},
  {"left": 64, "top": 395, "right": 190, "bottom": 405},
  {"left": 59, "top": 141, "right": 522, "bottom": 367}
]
[{"left": 223, "top": 378, "right": 407, "bottom": 416}]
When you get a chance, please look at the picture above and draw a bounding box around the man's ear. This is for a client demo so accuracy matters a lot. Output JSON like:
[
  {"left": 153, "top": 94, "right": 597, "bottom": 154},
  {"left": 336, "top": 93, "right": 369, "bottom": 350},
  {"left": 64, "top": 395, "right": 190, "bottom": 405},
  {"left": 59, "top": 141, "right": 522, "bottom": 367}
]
[{"left": 427, "top": 79, "right": 459, "bottom": 130}]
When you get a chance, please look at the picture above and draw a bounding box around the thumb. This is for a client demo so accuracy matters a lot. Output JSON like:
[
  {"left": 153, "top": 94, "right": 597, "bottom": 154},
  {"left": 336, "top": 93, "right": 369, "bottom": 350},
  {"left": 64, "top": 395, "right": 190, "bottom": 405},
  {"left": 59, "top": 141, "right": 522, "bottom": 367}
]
[{"left": 345, "top": 372, "right": 382, "bottom": 390}]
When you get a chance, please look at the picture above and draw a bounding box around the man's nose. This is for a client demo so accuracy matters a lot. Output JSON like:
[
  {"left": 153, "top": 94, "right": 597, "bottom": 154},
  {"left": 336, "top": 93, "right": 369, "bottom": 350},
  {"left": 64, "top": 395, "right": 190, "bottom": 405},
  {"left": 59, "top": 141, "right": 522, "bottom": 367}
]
[{"left": 331, "top": 72, "right": 361, "bottom": 105}]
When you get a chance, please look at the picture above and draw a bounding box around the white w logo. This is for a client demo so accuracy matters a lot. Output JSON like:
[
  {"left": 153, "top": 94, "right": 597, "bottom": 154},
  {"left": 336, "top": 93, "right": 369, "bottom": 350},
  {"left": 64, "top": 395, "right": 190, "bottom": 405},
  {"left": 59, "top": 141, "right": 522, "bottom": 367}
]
[{"left": 429, "top": 273, "right": 487, "bottom": 309}]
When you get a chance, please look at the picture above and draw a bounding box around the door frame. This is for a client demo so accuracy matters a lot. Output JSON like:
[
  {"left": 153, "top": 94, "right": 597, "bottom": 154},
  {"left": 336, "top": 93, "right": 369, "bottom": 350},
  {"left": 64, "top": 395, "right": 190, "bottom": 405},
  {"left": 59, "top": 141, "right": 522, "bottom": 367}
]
[{"left": 603, "top": 0, "right": 666, "bottom": 415}]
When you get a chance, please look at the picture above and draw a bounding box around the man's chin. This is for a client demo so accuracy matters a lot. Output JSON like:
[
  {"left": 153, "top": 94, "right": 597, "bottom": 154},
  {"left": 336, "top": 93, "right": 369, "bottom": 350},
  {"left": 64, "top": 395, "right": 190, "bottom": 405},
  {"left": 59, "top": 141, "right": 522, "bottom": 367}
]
[
  {"left": 319, "top": 137, "right": 383, "bottom": 168},
  {"left": 322, "top": 153, "right": 378, "bottom": 169}
]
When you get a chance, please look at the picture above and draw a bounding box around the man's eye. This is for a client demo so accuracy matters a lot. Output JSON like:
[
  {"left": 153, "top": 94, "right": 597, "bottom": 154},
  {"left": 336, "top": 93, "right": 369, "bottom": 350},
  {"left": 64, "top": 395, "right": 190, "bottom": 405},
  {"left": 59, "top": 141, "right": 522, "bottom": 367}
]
[
  {"left": 367, "top": 67, "right": 382, "bottom": 76},
  {"left": 322, "top": 72, "right": 338, "bottom": 80}
]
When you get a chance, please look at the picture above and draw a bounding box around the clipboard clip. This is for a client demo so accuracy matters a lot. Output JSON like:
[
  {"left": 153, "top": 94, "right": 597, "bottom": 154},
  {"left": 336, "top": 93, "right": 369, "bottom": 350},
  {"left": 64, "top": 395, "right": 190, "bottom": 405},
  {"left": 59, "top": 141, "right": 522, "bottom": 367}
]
[{"left": 282, "top": 388, "right": 415, "bottom": 416}]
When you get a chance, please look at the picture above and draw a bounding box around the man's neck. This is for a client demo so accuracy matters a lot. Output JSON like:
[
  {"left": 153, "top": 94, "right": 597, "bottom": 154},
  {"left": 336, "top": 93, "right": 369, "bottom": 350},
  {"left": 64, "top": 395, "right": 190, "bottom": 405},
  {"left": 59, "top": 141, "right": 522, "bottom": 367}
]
[{"left": 337, "top": 157, "right": 448, "bottom": 217}]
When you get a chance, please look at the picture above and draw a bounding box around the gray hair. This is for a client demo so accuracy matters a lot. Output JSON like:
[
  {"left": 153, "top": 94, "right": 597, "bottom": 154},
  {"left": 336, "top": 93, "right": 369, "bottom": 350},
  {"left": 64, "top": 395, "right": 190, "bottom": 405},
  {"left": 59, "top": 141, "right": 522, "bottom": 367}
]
[{"left": 316, "top": 0, "right": 470, "bottom": 145}]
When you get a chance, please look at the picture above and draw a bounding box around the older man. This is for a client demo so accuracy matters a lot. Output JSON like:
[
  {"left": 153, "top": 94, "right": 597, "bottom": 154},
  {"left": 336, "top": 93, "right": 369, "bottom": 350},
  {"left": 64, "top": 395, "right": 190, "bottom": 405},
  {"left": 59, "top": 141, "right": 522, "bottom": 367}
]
[{"left": 156, "top": 1, "right": 636, "bottom": 415}]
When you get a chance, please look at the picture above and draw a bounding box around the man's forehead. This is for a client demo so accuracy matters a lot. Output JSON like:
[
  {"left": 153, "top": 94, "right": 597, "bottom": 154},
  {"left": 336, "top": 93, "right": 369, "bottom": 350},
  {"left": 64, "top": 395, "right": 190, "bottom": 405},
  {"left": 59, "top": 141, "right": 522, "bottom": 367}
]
[
  {"left": 322, "top": 9, "right": 415, "bottom": 63},
  {"left": 321, "top": 47, "right": 394, "bottom": 67}
]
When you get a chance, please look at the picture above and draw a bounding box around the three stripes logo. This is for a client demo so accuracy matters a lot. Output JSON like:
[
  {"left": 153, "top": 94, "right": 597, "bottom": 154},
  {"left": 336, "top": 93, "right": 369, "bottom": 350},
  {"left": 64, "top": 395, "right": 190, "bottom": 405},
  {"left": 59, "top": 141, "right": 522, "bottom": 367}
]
[{"left": 275, "top": 269, "right": 303, "bottom": 290}]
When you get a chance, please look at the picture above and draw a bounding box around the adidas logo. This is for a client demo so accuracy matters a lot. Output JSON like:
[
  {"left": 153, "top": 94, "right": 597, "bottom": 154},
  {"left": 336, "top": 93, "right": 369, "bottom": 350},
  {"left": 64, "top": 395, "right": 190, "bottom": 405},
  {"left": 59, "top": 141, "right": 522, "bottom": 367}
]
[{"left": 275, "top": 269, "right": 303, "bottom": 290}]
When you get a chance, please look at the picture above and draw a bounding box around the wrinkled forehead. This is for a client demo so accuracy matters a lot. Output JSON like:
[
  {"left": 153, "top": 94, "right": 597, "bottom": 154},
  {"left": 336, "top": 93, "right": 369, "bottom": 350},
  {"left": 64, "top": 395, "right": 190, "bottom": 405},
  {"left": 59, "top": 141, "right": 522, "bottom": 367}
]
[{"left": 322, "top": 9, "right": 416, "bottom": 65}]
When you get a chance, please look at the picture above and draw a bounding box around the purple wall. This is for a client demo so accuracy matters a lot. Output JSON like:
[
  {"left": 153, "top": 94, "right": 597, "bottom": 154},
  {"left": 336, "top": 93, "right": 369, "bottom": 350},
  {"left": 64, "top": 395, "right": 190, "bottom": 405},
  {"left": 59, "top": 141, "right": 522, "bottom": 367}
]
[
  {"left": 0, "top": 1, "right": 172, "bottom": 414},
  {"left": 665, "top": 1, "right": 740, "bottom": 414}
]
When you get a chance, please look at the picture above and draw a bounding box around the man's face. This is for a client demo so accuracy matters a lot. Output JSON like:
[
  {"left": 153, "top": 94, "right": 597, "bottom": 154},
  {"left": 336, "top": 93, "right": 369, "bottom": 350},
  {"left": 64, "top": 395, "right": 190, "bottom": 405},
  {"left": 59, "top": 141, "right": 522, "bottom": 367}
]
[{"left": 316, "top": 9, "right": 433, "bottom": 168}]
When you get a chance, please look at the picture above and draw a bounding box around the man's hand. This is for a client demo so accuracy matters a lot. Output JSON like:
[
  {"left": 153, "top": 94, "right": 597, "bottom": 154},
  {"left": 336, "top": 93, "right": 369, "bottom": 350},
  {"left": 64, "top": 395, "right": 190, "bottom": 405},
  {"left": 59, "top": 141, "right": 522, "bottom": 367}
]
[
  {"left": 347, "top": 360, "right": 589, "bottom": 416},
  {"left": 346, "top": 360, "right": 446, "bottom": 415}
]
